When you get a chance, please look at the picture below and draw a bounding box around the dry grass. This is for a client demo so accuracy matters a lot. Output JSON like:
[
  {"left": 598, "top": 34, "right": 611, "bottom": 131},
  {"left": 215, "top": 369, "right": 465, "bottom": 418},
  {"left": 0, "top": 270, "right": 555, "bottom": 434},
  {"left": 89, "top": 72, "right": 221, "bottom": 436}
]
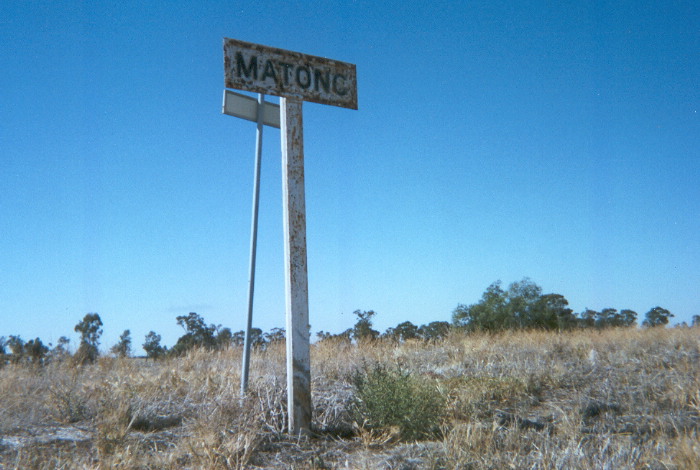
[{"left": 1, "top": 327, "right": 698, "bottom": 468}]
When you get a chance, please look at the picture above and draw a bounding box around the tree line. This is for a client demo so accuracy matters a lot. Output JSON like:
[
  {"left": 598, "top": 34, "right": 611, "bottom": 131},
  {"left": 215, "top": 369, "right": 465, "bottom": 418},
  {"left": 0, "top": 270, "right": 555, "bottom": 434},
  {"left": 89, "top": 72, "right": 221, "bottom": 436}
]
[
  {"left": 1, "top": 278, "right": 696, "bottom": 365},
  {"left": 451, "top": 278, "right": 683, "bottom": 332},
  {"left": 0, "top": 309, "right": 453, "bottom": 366}
]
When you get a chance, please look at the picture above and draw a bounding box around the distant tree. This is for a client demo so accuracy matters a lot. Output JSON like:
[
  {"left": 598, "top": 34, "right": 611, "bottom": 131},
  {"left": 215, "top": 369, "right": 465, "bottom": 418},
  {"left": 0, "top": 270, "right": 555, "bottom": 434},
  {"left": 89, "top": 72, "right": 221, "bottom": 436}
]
[
  {"left": 531, "top": 294, "right": 576, "bottom": 330},
  {"left": 453, "top": 278, "right": 572, "bottom": 331},
  {"left": 248, "top": 327, "right": 266, "bottom": 348},
  {"left": 339, "top": 328, "right": 354, "bottom": 341},
  {"left": 7, "top": 335, "right": 25, "bottom": 362},
  {"left": 264, "top": 327, "right": 285, "bottom": 344},
  {"left": 578, "top": 309, "right": 598, "bottom": 329},
  {"left": 595, "top": 308, "right": 618, "bottom": 328},
  {"left": 642, "top": 306, "right": 674, "bottom": 327},
  {"left": 143, "top": 331, "right": 166, "bottom": 359},
  {"left": 171, "top": 312, "right": 217, "bottom": 355},
  {"left": 453, "top": 281, "right": 508, "bottom": 331},
  {"left": 231, "top": 327, "right": 269, "bottom": 350},
  {"left": 618, "top": 309, "right": 638, "bottom": 327},
  {"left": 318, "top": 328, "right": 353, "bottom": 343},
  {"left": 316, "top": 331, "right": 332, "bottom": 341},
  {"left": 385, "top": 321, "right": 418, "bottom": 342},
  {"left": 48, "top": 336, "right": 71, "bottom": 362},
  {"left": 692, "top": 315, "right": 700, "bottom": 328},
  {"left": 57, "top": 336, "right": 71, "bottom": 349},
  {"left": 24, "top": 338, "right": 49, "bottom": 364},
  {"left": 575, "top": 308, "right": 637, "bottom": 329},
  {"left": 506, "top": 278, "right": 543, "bottom": 328},
  {"left": 0, "top": 337, "right": 6, "bottom": 368},
  {"left": 110, "top": 329, "right": 132, "bottom": 358},
  {"left": 417, "top": 321, "right": 451, "bottom": 341},
  {"left": 3, "top": 336, "right": 49, "bottom": 365},
  {"left": 352, "top": 310, "right": 379, "bottom": 342},
  {"left": 232, "top": 330, "right": 246, "bottom": 347},
  {"left": 178, "top": 312, "right": 216, "bottom": 344},
  {"left": 75, "top": 313, "right": 103, "bottom": 347},
  {"left": 592, "top": 308, "right": 637, "bottom": 329},
  {"left": 74, "top": 313, "right": 103, "bottom": 364},
  {"left": 215, "top": 327, "right": 233, "bottom": 348}
]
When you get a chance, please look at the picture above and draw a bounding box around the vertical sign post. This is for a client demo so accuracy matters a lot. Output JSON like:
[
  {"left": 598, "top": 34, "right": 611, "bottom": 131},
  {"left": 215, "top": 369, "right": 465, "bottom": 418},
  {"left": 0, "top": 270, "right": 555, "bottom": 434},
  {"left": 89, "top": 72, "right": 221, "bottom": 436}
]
[
  {"left": 223, "top": 38, "right": 357, "bottom": 435},
  {"left": 280, "top": 97, "right": 311, "bottom": 432}
]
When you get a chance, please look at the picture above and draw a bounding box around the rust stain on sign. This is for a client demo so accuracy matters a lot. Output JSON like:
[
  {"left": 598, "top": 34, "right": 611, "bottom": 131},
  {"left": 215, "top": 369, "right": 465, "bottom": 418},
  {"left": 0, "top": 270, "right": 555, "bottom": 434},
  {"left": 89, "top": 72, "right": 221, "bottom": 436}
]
[{"left": 224, "top": 38, "right": 358, "bottom": 110}]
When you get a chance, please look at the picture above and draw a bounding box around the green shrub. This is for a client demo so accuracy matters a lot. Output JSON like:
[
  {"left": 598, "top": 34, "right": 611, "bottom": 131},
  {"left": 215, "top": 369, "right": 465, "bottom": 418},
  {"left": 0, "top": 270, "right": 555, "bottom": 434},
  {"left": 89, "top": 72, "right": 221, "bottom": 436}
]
[{"left": 351, "top": 364, "right": 445, "bottom": 441}]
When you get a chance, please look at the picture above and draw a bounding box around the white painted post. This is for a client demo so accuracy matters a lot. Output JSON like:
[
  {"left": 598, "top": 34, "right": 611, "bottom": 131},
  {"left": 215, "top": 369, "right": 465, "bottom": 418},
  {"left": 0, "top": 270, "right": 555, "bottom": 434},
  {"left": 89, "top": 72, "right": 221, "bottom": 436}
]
[{"left": 280, "top": 97, "right": 312, "bottom": 435}]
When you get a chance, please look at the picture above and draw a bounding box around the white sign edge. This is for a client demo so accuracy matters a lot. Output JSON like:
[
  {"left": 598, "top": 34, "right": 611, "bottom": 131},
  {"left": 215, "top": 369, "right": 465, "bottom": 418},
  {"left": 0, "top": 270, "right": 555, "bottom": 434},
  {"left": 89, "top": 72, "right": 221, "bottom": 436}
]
[{"left": 222, "top": 90, "right": 281, "bottom": 128}]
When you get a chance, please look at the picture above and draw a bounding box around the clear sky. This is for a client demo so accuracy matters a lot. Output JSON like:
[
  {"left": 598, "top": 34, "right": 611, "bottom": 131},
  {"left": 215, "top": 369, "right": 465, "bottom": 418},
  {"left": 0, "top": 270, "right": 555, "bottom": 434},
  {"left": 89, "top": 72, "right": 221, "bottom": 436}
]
[{"left": 2, "top": 1, "right": 698, "bottom": 353}]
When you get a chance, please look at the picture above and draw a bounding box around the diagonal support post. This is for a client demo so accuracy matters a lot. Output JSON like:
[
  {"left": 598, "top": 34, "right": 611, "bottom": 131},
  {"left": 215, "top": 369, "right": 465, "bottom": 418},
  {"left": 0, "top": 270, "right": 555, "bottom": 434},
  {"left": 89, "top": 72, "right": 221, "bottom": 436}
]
[{"left": 240, "top": 93, "right": 266, "bottom": 397}]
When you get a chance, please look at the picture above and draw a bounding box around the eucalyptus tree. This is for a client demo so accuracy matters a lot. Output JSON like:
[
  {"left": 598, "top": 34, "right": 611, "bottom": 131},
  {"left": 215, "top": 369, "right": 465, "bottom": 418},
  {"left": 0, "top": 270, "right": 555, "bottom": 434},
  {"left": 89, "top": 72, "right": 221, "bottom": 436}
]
[
  {"left": 643, "top": 306, "right": 674, "bottom": 327},
  {"left": 74, "top": 313, "right": 103, "bottom": 363}
]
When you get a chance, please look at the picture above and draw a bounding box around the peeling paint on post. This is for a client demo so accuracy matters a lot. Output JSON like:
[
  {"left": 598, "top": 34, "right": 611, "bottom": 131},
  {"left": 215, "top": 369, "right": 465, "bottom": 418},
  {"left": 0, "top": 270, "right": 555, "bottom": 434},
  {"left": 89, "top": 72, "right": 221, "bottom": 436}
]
[{"left": 281, "top": 97, "right": 311, "bottom": 434}]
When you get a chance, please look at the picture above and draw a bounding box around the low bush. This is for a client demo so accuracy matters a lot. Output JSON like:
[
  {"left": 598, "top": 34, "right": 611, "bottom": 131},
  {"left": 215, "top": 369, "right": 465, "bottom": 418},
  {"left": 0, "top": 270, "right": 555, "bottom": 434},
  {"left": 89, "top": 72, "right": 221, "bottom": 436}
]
[{"left": 351, "top": 363, "right": 445, "bottom": 441}]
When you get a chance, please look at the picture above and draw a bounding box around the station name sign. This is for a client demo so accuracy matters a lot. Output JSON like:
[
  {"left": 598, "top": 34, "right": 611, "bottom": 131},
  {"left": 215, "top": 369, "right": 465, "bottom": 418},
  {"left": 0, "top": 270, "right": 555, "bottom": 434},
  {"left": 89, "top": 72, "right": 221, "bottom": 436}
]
[{"left": 224, "top": 38, "right": 358, "bottom": 110}]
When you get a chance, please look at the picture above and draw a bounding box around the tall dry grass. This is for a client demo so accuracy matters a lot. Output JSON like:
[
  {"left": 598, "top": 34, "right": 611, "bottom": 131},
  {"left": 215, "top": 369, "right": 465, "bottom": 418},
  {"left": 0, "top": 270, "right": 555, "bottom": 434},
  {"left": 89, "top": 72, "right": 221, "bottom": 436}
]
[{"left": 0, "top": 326, "right": 698, "bottom": 468}]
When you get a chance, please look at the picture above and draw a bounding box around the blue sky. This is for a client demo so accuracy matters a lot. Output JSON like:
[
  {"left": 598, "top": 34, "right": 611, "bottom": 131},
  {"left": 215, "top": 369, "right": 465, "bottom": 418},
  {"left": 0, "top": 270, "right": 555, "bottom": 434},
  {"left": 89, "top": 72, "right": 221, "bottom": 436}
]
[{"left": 2, "top": 1, "right": 698, "bottom": 352}]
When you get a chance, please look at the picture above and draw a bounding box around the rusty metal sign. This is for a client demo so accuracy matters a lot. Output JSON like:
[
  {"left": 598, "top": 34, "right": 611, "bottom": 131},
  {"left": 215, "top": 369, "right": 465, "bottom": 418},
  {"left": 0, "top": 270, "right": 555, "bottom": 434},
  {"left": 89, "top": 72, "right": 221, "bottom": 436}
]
[{"left": 224, "top": 38, "right": 358, "bottom": 110}]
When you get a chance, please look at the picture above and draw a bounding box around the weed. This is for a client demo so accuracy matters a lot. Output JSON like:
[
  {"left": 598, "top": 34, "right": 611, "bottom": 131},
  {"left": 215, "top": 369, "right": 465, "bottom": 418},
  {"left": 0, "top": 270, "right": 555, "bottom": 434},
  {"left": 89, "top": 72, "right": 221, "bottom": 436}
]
[
  {"left": 351, "top": 363, "right": 446, "bottom": 441},
  {"left": 46, "top": 369, "right": 91, "bottom": 423}
]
